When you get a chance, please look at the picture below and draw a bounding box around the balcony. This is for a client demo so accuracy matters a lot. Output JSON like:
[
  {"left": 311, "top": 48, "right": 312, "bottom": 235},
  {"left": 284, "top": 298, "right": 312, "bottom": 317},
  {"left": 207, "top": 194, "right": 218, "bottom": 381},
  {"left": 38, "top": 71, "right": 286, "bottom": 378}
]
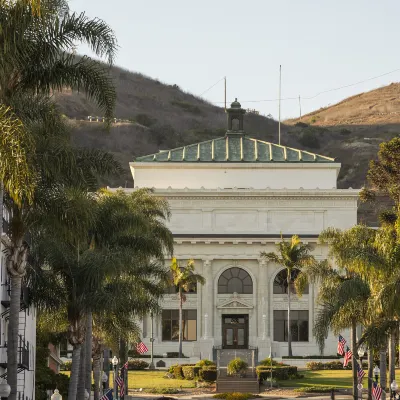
[
  {"left": 0, "top": 335, "right": 29, "bottom": 370},
  {"left": 1, "top": 286, "right": 31, "bottom": 310}
]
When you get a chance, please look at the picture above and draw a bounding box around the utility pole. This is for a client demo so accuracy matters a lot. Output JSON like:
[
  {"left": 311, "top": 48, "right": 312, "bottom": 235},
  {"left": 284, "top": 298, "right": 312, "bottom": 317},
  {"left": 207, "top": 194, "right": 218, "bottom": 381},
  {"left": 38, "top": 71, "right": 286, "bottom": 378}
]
[
  {"left": 298, "top": 95, "right": 302, "bottom": 120},
  {"left": 278, "top": 65, "right": 282, "bottom": 145},
  {"left": 224, "top": 76, "right": 227, "bottom": 112}
]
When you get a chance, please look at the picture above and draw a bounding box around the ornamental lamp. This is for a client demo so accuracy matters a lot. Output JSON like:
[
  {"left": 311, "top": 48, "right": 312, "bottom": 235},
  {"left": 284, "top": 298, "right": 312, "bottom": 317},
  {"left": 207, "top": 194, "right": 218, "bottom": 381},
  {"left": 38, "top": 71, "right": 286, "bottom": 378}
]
[
  {"left": 102, "top": 372, "right": 108, "bottom": 383},
  {"left": 357, "top": 348, "right": 364, "bottom": 358},
  {"left": 84, "top": 389, "right": 90, "bottom": 400},
  {"left": 0, "top": 380, "right": 10, "bottom": 398},
  {"left": 51, "top": 389, "right": 62, "bottom": 400},
  {"left": 391, "top": 381, "right": 398, "bottom": 392},
  {"left": 112, "top": 356, "right": 118, "bottom": 366},
  {"left": 374, "top": 366, "right": 380, "bottom": 383}
]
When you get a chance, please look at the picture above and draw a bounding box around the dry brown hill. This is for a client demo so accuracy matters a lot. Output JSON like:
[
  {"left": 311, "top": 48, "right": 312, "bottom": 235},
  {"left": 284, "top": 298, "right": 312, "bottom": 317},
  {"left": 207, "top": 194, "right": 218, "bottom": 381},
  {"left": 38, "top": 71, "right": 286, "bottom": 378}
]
[
  {"left": 54, "top": 66, "right": 400, "bottom": 225},
  {"left": 286, "top": 83, "right": 400, "bottom": 126}
]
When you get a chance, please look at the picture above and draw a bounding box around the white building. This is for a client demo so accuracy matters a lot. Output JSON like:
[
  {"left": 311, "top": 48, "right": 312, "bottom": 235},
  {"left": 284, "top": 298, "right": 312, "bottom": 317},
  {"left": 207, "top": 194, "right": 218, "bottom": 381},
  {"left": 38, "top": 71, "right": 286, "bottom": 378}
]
[
  {"left": 1, "top": 200, "right": 36, "bottom": 400},
  {"left": 121, "top": 99, "right": 359, "bottom": 363}
]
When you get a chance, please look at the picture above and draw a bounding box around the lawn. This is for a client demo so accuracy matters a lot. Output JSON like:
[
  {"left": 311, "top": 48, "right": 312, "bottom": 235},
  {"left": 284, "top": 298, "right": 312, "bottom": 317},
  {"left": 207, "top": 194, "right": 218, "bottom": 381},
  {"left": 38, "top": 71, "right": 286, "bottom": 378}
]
[
  {"left": 278, "top": 369, "right": 367, "bottom": 389},
  {"left": 61, "top": 370, "right": 196, "bottom": 390}
]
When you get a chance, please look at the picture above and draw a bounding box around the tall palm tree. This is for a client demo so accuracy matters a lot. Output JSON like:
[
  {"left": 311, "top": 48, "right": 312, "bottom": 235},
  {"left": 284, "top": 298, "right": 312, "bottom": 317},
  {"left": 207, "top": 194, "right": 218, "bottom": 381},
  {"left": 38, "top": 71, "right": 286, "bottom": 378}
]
[
  {"left": 170, "top": 258, "right": 205, "bottom": 358},
  {"left": 3, "top": 96, "right": 120, "bottom": 400},
  {"left": 260, "top": 235, "right": 315, "bottom": 357},
  {"left": 0, "top": 0, "right": 117, "bottom": 204}
]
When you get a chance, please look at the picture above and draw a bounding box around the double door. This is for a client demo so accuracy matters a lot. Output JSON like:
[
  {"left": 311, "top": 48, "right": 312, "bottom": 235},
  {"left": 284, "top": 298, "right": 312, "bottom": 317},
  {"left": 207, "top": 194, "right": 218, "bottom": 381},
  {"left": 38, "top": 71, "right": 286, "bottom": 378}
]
[{"left": 222, "top": 315, "right": 248, "bottom": 349}]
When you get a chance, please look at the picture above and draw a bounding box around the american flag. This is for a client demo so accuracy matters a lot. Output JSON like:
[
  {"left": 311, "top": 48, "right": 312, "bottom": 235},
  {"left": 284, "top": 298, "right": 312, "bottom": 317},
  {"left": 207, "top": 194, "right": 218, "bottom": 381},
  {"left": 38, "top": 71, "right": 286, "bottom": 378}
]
[
  {"left": 120, "top": 360, "right": 128, "bottom": 371},
  {"left": 357, "top": 361, "right": 365, "bottom": 383},
  {"left": 116, "top": 375, "right": 125, "bottom": 397},
  {"left": 337, "top": 335, "right": 346, "bottom": 356},
  {"left": 343, "top": 346, "right": 353, "bottom": 367},
  {"left": 373, "top": 382, "right": 383, "bottom": 400},
  {"left": 136, "top": 341, "right": 148, "bottom": 354},
  {"left": 100, "top": 389, "right": 113, "bottom": 400}
]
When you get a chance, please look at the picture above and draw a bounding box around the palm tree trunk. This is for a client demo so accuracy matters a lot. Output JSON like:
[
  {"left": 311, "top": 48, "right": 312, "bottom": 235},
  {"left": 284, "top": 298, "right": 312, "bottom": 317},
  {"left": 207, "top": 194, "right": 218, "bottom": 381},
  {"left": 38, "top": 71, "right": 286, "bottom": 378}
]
[
  {"left": 68, "top": 344, "right": 83, "bottom": 400},
  {"left": 380, "top": 347, "right": 387, "bottom": 400},
  {"left": 77, "top": 342, "right": 87, "bottom": 399},
  {"left": 103, "top": 348, "right": 110, "bottom": 389},
  {"left": 93, "top": 348, "right": 101, "bottom": 400},
  {"left": 368, "top": 348, "right": 373, "bottom": 400},
  {"left": 351, "top": 319, "right": 358, "bottom": 400},
  {"left": 7, "top": 274, "right": 22, "bottom": 400},
  {"left": 389, "top": 333, "right": 395, "bottom": 388},
  {"left": 85, "top": 311, "right": 93, "bottom": 395},
  {"left": 287, "top": 273, "right": 292, "bottom": 357},
  {"left": 179, "top": 287, "right": 183, "bottom": 358},
  {"left": 120, "top": 339, "right": 128, "bottom": 393}
]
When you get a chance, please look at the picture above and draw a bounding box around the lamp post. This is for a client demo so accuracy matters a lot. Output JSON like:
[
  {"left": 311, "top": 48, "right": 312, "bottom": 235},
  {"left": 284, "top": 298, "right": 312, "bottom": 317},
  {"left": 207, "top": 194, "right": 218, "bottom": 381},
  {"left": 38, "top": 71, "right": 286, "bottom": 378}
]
[
  {"left": 391, "top": 380, "right": 398, "bottom": 400},
  {"left": 358, "top": 383, "right": 363, "bottom": 400},
  {"left": 102, "top": 371, "right": 108, "bottom": 394},
  {"left": 149, "top": 312, "right": 155, "bottom": 370},
  {"left": 0, "top": 381, "right": 10, "bottom": 400},
  {"left": 358, "top": 348, "right": 365, "bottom": 365},
  {"left": 373, "top": 366, "right": 380, "bottom": 384},
  {"left": 50, "top": 389, "right": 62, "bottom": 400},
  {"left": 112, "top": 356, "right": 119, "bottom": 400},
  {"left": 84, "top": 389, "right": 90, "bottom": 400},
  {"left": 0, "top": 380, "right": 11, "bottom": 400}
]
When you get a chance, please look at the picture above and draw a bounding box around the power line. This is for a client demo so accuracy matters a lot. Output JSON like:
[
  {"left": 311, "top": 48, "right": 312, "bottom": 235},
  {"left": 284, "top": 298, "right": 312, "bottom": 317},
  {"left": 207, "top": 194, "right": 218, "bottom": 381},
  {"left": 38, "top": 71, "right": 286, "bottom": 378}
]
[
  {"left": 208, "top": 67, "right": 400, "bottom": 104},
  {"left": 199, "top": 77, "right": 225, "bottom": 96}
]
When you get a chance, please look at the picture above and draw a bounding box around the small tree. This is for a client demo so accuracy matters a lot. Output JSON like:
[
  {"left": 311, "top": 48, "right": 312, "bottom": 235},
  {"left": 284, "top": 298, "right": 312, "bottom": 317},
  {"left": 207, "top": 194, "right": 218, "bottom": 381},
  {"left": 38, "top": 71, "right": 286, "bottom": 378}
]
[{"left": 170, "top": 258, "right": 205, "bottom": 358}]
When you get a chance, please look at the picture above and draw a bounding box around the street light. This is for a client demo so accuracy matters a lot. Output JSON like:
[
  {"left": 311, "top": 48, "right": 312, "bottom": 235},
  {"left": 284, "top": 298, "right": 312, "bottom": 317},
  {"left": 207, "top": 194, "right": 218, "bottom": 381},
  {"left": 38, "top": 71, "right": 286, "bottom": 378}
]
[
  {"left": 358, "top": 383, "right": 363, "bottom": 400},
  {"left": 358, "top": 348, "right": 365, "bottom": 363},
  {"left": 0, "top": 380, "right": 11, "bottom": 399},
  {"left": 391, "top": 380, "right": 398, "bottom": 400},
  {"left": 102, "top": 371, "right": 108, "bottom": 394},
  {"left": 373, "top": 366, "right": 380, "bottom": 383},
  {"left": 50, "top": 389, "right": 62, "bottom": 400},
  {"left": 112, "top": 356, "right": 119, "bottom": 400},
  {"left": 84, "top": 389, "right": 90, "bottom": 400}
]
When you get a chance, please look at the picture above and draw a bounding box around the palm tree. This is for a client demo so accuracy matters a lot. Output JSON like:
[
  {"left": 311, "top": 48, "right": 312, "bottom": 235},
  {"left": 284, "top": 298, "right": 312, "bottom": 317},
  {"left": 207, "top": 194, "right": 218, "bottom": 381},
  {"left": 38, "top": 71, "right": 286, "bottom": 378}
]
[
  {"left": 170, "top": 258, "right": 205, "bottom": 358},
  {"left": 3, "top": 96, "right": 120, "bottom": 400},
  {"left": 260, "top": 235, "right": 315, "bottom": 357},
  {"left": 0, "top": 0, "right": 117, "bottom": 204}
]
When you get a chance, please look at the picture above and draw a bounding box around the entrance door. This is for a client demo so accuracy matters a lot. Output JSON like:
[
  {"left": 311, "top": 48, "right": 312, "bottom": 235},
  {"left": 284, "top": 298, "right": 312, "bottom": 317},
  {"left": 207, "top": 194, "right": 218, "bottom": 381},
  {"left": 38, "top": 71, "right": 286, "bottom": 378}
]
[{"left": 222, "top": 315, "right": 248, "bottom": 349}]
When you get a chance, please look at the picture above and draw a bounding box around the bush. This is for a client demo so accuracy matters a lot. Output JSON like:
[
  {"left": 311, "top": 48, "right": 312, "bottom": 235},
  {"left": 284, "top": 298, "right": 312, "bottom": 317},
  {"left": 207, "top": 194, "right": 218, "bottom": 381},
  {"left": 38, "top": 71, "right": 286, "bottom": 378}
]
[
  {"left": 256, "top": 366, "right": 298, "bottom": 381},
  {"left": 294, "top": 386, "right": 336, "bottom": 393},
  {"left": 61, "top": 360, "right": 72, "bottom": 371},
  {"left": 282, "top": 355, "right": 340, "bottom": 359},
  {"left": 298, "top": 129, "right": 320, "bottom": 149},
  {"left": 168, "top": 363, "right": 178, "bottom": 374},
  {"left": 295, "top": 121, "right": 309, "bottom": 128},
  {"left": 306, "top": 361, "right": 324, "bottom": 370},
  {"left": 213, "top": 393, "right": 260, "bottom": 400},
  {"left": 340, "top": 128, "right": 351, "bottom": 135},
  {"left": 196, "top": 359, "right": 215, "bottom": 368},
  {"left": 167, "top": 351, "right": 186, "bottom": 358},
  {"left": 182, "top": 366, "right": 196, "bottom": 380},
  {"left": 259, "top": 357, "right": 280, "bottom": 366},
  {"left": 149, "top": 388, "right": 180, "bottom": 394},
  {"left": 227, "top": 358, "right": 248, "bottom": 376},
  {"left": 136, "top": 113, "right": 156, "bottom": 127},
  {"left": 171, "top": 100, "right": 202, "bottom": 115},
  {"left": 173, "top": 365, "right": 183, "bottom": 379},
  {"left": 199, "top": 366, "right": 217, "bottom": 382},
  {"left": 128, "top": 359, "right": 149, "bottom": 370}
]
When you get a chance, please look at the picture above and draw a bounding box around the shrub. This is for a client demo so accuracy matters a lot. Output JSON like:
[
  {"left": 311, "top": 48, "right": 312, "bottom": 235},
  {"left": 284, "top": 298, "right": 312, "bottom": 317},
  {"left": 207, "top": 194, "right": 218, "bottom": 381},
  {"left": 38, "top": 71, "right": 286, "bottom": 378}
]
[
  {"left": 128, "top": 359, "right": 149, "bottom": 370},
  {"left": 196, "top": 359, "right": 215, "bottom": 368},
  {"left": 213, "top": 393, "right": 260, "bottom": 400},
  {"left": 295, "top": 121, "right": 309, "bottom": 128},
  {"left": 199, "top": 366, "right": 217, "bottom": 382},
  {"left": 306, "top": 361, "right": 324, "bottom": 370},
  {"left": 294, "top": 386, "right": 336, "bottom": 393},
  {"left": 340, "top": 128, "right": 351, "bottom": 135},
  {"left": 61, "top": 361, "right": 72, "bottom": 371},
  {"left": 173, "top": 365, "right": 183, "bottom": 379},
  {"left": 182, "top": 366, "right": 196, "bottom": 380},
  {"left": 299, "top": 129, "right": 320, "bottom": 149},
  {"left": 259, "top": 357, "right": 280, "bottom": 366},
  {"left": 168, "top": 363, "right": 178, "bottom": 374},
  {"left": 256, "top": 366, "right": 298, "bottom": 381},
  {"left": 149, "top": 387, "right": 179, "bottom": 394},
  {"left": 171, "top": 100, "right": 202, "bottom": 115},
  {"left": 167, "top": 351, "right": 186, "bottom": 358},
  {"left": 136, "top": 113, "right": 156, "bottom": 127},
  {"left": 282, "top": 355, "right": 340, "bottom": 359},
  {"left": 324, "top": 361, "right": 344, "bottom": 370},
  {"left": 227, "top": 358, "right": 248, "bottom": 376}
]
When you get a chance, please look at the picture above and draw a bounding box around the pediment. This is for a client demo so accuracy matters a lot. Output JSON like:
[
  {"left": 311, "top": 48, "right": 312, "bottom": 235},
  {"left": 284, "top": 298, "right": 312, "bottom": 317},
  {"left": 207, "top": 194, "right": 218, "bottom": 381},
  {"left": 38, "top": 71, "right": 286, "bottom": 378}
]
[{"left": 217, "top": 296, "right": 253, "bottom": 309}]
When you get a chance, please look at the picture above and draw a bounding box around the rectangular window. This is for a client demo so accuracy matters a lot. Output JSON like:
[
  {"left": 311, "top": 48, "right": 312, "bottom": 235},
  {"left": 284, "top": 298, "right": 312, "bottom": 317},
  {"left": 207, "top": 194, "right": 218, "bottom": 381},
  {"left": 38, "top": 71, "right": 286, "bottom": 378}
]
[
  {"left": 273, "top": 310, "right": 309, "bottom": 342},
  {"left": 162, "top": 309, "right": 197, "bottom": 341}
]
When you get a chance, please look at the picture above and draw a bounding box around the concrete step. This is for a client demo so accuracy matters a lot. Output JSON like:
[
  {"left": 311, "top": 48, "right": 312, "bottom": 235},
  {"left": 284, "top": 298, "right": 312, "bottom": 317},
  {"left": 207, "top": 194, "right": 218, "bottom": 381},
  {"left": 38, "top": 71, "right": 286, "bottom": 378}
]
[{"left": 216, "top": 377, "right": 259, "bottom": 393}]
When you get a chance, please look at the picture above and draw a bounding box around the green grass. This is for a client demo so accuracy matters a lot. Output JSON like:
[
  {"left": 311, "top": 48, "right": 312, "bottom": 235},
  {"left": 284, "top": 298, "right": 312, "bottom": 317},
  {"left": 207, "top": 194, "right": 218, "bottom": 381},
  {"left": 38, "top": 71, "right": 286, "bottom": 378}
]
[
  {"left": 62, "top": 370, "right": 196, "bottom": 390},
  {"left": 278, "top": 370, "right": 365, "bottom": 389}
]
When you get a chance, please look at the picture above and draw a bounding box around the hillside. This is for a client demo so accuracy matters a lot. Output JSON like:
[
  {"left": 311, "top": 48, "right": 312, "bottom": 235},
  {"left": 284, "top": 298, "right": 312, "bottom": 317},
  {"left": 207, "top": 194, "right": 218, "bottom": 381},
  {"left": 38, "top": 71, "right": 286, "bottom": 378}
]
[{"left": 54, "top": 66, "right": 400, "bottom": 225}]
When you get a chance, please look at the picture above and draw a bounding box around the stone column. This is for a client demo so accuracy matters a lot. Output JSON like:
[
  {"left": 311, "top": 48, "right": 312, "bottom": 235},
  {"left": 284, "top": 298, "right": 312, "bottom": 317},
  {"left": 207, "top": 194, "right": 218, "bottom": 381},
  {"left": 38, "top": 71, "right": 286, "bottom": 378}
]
[
  {"left": 257, "top": 258, "right": 268, "bottom": 338},
  {"left": 202, "top": 259, "right": 214, "bottom": 339}
]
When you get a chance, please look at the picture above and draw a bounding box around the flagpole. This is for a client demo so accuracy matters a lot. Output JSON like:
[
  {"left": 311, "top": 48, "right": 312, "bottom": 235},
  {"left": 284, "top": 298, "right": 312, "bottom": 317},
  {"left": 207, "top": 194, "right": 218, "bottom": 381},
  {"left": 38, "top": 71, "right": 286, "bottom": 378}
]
[{"left": 149, "top": 312, "right": 155, "bottom": 369}]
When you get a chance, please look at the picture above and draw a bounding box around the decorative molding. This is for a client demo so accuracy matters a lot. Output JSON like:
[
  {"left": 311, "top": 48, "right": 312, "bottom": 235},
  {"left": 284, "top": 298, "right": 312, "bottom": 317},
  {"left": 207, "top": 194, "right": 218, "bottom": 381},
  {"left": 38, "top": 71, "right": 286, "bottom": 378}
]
[{"left": 217, "top": 293, "right": 254, "bottom": 310}]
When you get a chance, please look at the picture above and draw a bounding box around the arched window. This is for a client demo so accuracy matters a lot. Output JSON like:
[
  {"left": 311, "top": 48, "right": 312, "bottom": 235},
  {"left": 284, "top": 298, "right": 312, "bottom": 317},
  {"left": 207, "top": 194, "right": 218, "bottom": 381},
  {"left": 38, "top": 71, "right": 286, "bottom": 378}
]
[
  {"left": 218, "top": 267, "right": 253, "bottom": 294},
  {"left": 273, "top": 269, "right": 309, "bottom": 294}
]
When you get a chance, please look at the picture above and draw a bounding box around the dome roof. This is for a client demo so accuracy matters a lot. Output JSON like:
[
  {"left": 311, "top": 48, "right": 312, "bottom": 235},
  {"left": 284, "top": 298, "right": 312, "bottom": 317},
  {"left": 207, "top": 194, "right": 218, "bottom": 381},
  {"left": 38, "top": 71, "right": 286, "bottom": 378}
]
[{"left": 230, "top": 98, "right": 242, "bottom": 109}]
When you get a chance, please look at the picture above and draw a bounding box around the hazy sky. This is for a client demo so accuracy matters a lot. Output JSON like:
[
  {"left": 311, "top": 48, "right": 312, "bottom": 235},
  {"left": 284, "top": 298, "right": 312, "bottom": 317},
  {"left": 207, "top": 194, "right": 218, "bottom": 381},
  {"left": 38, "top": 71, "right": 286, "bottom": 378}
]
[{"left": 70, "top": 0, "right": 400, "bottom": 119}]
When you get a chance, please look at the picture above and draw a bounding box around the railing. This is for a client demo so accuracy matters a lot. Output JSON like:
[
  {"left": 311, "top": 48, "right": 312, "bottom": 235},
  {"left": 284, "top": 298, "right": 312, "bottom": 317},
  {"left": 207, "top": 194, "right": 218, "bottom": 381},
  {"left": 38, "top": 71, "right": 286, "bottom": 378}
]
[
  {"left": 18, "top": 335, "right": 29, "bottom": 370},
  {"left": 213, "top": 346, "right": 258, "bottom": 378}
]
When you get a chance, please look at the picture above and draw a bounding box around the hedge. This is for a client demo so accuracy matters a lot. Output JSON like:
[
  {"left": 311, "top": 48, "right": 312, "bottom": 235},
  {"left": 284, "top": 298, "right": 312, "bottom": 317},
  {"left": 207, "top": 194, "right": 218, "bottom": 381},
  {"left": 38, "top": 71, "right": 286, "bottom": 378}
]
[
  {"left": 128, "top": 359, "right": 149, "bottom": 370},
  {"left": 282, "top": 355, "right": 340, "bottom": 359},
  {"left": 256, "top": 366, "right": 298, "bottom": 381},
  {"left": 199, "top": 366, "right": 217, "bottom": 382},
  {"left": 182, "top": 366, "right": 201, "bottom": 380},
  {"left": 306, "top": 361, "right": 368, "bottom": 370}
]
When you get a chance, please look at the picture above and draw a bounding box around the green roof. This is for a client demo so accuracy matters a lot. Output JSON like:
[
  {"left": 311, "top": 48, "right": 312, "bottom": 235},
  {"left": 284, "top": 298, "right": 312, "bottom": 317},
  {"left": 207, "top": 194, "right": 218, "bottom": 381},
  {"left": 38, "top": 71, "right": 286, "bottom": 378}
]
[{"left": 135, "top": 134, "right": 335, "bottom": 163}]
